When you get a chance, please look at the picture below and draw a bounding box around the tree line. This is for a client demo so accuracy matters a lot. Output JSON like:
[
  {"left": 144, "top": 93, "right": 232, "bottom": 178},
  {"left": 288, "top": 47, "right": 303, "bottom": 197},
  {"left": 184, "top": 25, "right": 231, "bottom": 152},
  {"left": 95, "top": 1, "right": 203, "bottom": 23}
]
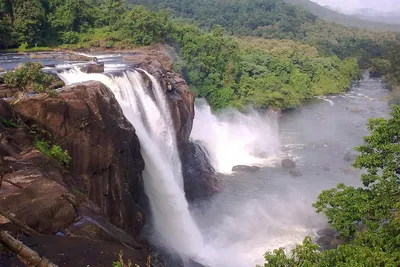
[
  {"left": 127, "top": 0, "right": 398, "bottom": 68},
  {"left": 0, "top": 0, "right": 361, "bottom": 111}
]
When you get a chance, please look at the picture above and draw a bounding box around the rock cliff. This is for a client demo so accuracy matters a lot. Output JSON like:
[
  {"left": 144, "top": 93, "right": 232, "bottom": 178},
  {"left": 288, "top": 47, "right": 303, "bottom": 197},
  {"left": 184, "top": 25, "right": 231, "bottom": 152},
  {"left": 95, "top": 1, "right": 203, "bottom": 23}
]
[{"left": 0, "top": 49, "right": 221, "bottom": 265}]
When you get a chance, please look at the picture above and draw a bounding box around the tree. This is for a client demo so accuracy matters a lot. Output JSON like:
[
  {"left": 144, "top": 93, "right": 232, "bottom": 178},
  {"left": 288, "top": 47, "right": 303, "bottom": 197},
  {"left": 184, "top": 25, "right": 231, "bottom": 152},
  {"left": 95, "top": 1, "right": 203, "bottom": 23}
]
[
  {"left": 119, "top": 6, "right": 171, "bottom": 45},
  {"left": 12, "top": 0, "right": 47, "bottom": 46},
  {"left": 260, "top": 105, "right": 400, "bottom": 266}
]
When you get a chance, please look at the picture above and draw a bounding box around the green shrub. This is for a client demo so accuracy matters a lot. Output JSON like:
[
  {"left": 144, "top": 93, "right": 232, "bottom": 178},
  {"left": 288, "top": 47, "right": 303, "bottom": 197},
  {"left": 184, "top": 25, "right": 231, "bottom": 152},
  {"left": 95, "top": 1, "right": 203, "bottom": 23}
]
[
  {"left": 34, "top": 139, "right": 71, "bottom": 165},
  {"left": 370, "top": 58, "right": 391, "bottom": 77},
  {"left": 0, "top": 117, "right": 17, "bottom": 128},
  {"left": 17, "top": 42, "right": 29, "bottom": 52},
  {"left": 112, "top": 251, "right": 139, "bottom": 267},
  {"left": 105, "top": 41, "right": 114, "bottom": 48},
  {"left": 61, "top": 31, "right": 80, "bottom": 44},
  {"left": 3, "top": 62, "right": 55, "bottom": 94}
]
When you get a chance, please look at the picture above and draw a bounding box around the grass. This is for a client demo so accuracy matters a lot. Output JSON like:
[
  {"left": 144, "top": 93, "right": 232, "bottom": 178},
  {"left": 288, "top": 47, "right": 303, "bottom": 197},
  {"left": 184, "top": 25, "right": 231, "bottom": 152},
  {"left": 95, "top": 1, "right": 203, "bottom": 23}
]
[
  {"left": 112, "top": 251, "right": 140, "bottom": 267},
  {"left": 34, "top": 139, "right": 71, "bottom": 165}
]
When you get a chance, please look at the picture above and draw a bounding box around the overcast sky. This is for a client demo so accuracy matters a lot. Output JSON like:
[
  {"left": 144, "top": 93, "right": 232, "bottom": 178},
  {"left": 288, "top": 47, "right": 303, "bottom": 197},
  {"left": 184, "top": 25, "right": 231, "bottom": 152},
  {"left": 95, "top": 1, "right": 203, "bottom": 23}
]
[{"left": 311, "top": 0, "right": 400, "bottom": 14}]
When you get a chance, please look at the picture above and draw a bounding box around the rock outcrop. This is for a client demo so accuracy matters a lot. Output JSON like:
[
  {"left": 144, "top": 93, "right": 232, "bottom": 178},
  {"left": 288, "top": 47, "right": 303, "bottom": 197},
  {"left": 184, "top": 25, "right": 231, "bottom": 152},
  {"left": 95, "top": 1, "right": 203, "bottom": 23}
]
[
  {"left": 180, "top": 141, "right": 222, "bottom": 201},
  {"left": 12, "top": 82, "right": 145, "bottom": 236},
  {"left": 1, "top": 87, "right": 148, "bottom": 265},
  {"left": 1, "top": 48, "right": 222, "bottom": 264}
]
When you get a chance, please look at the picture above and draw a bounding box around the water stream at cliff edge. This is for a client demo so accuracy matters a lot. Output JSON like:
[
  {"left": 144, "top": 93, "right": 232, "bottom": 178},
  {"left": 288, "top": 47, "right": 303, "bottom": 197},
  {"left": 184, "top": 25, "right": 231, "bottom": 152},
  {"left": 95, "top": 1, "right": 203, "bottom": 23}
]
[{"left": 58, "top": 68, "right": 248, "bottom": 267}]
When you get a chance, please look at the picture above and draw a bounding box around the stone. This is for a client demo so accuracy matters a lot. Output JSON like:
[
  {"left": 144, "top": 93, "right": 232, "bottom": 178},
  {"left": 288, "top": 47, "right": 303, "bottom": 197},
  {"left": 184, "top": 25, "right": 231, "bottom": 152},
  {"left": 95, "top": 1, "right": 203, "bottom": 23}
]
[
  {"left": 316, "top": 228, "right": 344, "bottom": 250},
  {"left": 343, "top": 151, "right": 358, "bottom": 162},
  {"left": 80, "top": 63, "right": 104, "bottom": 73},
  {"left": 64, "top": 201, "right": 144, "bottom": 249},
  {"left": 0, "top": 178, "right": 77, "bottom": 234},
  {"left": 316, "top": 235, "right": 345, "bottom": 251},
  {"left": 281, "top": 158, "right": 296, "bottom": 169},
  {"left": 180, "top": 141, "right": 222, "bottom": 201},
  {"left": 317, "top": 228, "right": 338, "bottom": 237},
  {"left": 289, "top": 169, "right": 303, "bottom": 177},
  {"left": 0, "top": 99, "right": 13, "bottom": 118},
  {"left": 4, "top": 235, "right": 148, "bottom": 267},
  {"left": 232, "top": 165, "right": 261, "bottom": 172}
]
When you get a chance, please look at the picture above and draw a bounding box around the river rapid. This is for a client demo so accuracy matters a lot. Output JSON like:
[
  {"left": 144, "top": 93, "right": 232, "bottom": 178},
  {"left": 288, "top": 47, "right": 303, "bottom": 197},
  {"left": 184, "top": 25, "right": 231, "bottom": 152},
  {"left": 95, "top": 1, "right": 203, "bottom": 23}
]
[{"left": 0, "top": 53, "right": 392, "bottom": 266}]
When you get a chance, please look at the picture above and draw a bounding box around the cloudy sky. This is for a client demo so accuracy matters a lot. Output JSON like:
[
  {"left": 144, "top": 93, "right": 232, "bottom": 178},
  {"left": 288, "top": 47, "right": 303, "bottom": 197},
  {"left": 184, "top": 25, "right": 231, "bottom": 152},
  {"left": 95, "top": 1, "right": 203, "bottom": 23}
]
[{"left": 311, "top": 0, "right": 400, "bottom": 14}]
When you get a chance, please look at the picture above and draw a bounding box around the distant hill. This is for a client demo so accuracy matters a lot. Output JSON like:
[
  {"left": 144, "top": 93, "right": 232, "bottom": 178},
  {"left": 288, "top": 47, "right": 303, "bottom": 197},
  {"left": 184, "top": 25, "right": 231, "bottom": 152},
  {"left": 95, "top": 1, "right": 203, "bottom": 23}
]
[
  {"left": 353, "top": 9, "right": 400, "bottom": 26},
  {"left": 283, "top": 0, "right": 400, "bottom": 32}
]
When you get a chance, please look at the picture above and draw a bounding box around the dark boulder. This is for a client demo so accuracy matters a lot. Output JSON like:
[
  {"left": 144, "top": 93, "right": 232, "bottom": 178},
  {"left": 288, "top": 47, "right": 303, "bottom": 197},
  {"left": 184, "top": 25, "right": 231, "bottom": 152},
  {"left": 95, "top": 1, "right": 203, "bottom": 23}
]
[
  {"left": 289, "top": 169, "right": 303, "bottom": 177},
  {"left": 316, "top": 235, "right": 345, "bottom": 251},
  {"left": 343, "top": 151, "right": 358, "bottom": 162},
  {"left": 80, "top": 63, "right": 104, "bottom": 73},
  {"left": 317, "top": 228, "right": 337, "bottom": 237},
  {"left": 232, "top": 165, "right": 261, "bottom": 172},
  {"left": 180, "top": 141, "right": 222, "bottom": 202},
  {"left": 316, "top": 228, "right": 344, "bottom": 250},
  {"left": 281, "top": 158, "right": 296, "bottom": 169}
]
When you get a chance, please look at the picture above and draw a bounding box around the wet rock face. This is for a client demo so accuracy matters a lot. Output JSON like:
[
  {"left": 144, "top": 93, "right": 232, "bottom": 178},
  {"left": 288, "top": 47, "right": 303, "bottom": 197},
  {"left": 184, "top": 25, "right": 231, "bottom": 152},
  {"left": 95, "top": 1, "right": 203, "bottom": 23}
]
[
  {"left": 137, "top": 67, "right": 195, "bottom": 150},
  {"left": 12, "top": 82, "right": 145, "bottom": 236},
  {"left": 180, "top": 141, "right": 222, "bottom": 202}
]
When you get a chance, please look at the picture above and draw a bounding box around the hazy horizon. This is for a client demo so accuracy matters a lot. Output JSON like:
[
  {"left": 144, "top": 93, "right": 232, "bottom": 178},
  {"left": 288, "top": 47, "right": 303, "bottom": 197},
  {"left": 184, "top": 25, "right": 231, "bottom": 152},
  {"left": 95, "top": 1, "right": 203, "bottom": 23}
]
[{"left": 311, "top": 0, "right": 400, "bottom": 14}]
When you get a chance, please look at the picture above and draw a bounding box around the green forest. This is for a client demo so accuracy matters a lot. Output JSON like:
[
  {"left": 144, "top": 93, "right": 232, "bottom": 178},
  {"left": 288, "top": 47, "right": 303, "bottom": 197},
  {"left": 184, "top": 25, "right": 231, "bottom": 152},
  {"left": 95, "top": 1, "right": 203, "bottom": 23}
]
[
  {"left": 126, "top": 0, "right": 397, "bottom": 66},
  {"left": 0, "top": 0, "right": 363, "bottom": 110},
  {"left": 1, "top": 1, "right": 400, "bottom": 265}
]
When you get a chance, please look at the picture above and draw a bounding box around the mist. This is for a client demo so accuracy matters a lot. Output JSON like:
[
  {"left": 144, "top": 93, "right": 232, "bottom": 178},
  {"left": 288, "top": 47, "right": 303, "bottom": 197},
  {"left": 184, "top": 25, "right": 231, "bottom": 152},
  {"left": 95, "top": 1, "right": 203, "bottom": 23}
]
[
  {"left": 191, "top": 99, "right": 281, "bottom": 174},
  {"left": 311, "top": 0, "right": 400, "bottom": 14}
]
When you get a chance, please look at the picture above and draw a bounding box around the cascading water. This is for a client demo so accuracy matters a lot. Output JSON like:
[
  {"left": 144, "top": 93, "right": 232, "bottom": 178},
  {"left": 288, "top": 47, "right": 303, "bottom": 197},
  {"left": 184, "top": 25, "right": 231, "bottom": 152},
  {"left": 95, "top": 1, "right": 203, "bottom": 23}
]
[
  {"left": 191, "top": 99, "right": 281, "bottom": 173},
  {"left": 57, "top": 66, "right": 280, "bottom": 267},
  {"left": 58, "top": 68, "right": 208, "bottom": 263}
]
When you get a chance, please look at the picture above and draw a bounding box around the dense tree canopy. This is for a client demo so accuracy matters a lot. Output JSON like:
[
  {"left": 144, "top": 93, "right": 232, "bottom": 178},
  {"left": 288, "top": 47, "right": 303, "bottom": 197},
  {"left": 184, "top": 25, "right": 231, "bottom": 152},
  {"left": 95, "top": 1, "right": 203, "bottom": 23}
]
[
  {"left": 0, "top": 0, "right": 362, "bottom": 110},
  {"left": 127, "top": 0, "right": 396, "bottom": 67},
  {"left": 172, "top": 24, "right": 360, "bottom": 110}
]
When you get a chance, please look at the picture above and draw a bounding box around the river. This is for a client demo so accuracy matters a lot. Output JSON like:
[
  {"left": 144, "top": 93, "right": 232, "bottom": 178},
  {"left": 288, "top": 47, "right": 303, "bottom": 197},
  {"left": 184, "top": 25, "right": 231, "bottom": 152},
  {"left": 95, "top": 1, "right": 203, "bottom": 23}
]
[
  {"left": 190, "top": 71, "right": 391, "bottom": 266},
  {"left": 0, "top": 53, "right": 392, "bottom": 266}
]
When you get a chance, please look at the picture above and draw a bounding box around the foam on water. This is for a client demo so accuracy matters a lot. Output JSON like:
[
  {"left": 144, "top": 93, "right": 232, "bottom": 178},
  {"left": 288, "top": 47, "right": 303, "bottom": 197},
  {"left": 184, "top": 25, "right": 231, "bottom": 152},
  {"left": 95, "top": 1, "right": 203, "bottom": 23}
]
[{"left": 191, "top": 99, "right": 281, "bottom": 174}]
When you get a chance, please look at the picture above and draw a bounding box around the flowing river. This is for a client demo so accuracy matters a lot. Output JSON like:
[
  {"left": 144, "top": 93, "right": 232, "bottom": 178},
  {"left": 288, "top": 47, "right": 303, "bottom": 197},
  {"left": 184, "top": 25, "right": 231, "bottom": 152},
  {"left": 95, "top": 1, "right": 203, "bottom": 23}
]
[
  {"left": 0, "top": 53, "right": 392, "bottom": 266},
  {"left": 189, "top": 71, "right": 391, "bottom": 266}
]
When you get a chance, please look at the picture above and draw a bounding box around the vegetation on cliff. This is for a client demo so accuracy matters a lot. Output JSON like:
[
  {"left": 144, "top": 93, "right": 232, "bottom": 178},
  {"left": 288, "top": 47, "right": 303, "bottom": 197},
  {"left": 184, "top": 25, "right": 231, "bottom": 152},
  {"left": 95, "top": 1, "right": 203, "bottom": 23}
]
[
  {"left": 259, "top": 106, "right": 400, "bottom": 266},
  {"left": 3, "top": 62, "right": 58, "bottom": 94}
]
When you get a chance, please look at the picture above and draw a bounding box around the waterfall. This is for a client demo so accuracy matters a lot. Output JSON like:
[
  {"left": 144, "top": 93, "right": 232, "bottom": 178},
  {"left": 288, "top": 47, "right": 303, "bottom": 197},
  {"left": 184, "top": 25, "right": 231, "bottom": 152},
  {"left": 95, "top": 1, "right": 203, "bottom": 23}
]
[
  {"left": 58, "top": 68, "right": 205, "bottom": 261},
  {"left": 191, "top": 99, "right": 281, "bottom": 174}
]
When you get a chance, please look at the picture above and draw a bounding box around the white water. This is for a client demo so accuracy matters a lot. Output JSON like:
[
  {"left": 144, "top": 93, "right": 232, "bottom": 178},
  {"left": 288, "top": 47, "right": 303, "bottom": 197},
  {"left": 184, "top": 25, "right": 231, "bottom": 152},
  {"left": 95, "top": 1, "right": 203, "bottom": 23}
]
[
  {"left": 58, "top": 68, "right": 209, "bottom": 263},
  {"left": 57, "top": 67, "right": 295, "bottom": 267},
  {"left": 191, "top": 99, "right": 281, "bottom": 174}
]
